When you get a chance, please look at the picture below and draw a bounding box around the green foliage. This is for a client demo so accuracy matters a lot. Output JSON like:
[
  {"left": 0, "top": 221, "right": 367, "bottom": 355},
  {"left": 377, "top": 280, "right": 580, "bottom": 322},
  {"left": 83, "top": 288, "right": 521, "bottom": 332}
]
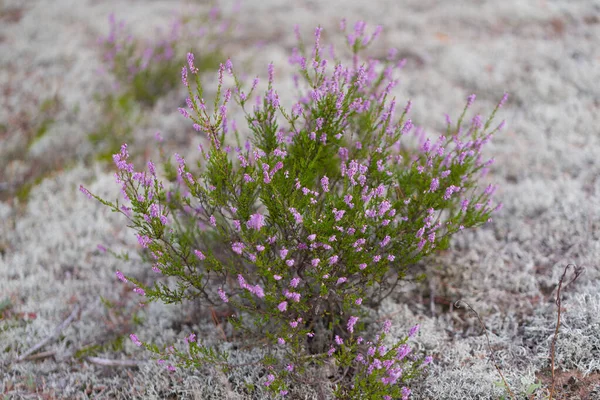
[{"left": 89, "top": 92, "right": 140, "bottom": 163}]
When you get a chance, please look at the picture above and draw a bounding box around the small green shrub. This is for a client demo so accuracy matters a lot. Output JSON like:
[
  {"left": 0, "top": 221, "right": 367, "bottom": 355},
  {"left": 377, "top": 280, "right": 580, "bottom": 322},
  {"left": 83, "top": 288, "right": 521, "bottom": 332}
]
[{"left": 85, "top": 20, "right": 507, "bottom": 398}]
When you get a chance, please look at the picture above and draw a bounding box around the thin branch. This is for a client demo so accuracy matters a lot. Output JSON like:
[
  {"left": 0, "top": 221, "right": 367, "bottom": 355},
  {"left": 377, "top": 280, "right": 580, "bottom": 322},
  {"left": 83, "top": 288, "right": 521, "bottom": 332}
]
[
  {"left": 20, "top": 350, "right": 55, "bottom": 361},
  {"left": 86, "top": 357, "right": 144, "bottom": 367},
  {"left": 549, "top": 263, "right": 584, "bottom": 400},
  {"left": 454, "top": 300, "right": 515, "bottom": 400},
  {"left": 16, "top": 304, "right": 80, "bottom": 362}
]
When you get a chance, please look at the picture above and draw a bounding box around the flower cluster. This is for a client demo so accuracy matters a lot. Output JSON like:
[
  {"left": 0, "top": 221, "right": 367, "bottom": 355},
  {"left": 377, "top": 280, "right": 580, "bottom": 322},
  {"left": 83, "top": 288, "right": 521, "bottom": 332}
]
[
  {"left": 86, "top": 20, "right": 506, "bottom": 397},
  {"left": 333, "top": 322, "right": 432, "bottom": 399},
  {"left": 99, "top": 13, "right": 184, "bottom": 105}
]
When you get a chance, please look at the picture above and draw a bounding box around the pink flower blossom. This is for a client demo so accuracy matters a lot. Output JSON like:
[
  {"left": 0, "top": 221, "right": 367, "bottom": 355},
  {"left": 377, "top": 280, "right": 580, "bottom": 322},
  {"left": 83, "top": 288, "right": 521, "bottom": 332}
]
[
  {"left": 218, "top": 288, "right": 229, "bottom": 303},
  {"left": 278, "top": 301, "right": 288, "bottom": 312},
  {"left": 346, "top": 317, "right": 358, "bottom": 333},
  {"left": 232, "top": 242, "right": 245, "bottom": 255},
  {"left": 247, "top": 213, "right": 266, "bottom": 230},
  {"left": 264, "top": 374, "right": 275, "bottom": 387},
  {"left": 409, "top": 324, "right": 420, "bottom": 338},
  {"left": 194, "top": 250, "right": 206, "bottom": 260},
  {"left": 116, "top": 271, "right": 128, "bottom": 283},
  {"left": 130, "top": 334, "right": 142, "bottom": 347}
]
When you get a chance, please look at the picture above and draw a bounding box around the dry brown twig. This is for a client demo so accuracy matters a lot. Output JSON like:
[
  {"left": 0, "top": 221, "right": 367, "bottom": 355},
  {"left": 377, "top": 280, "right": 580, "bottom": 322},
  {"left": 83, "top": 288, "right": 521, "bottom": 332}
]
[
  {"left": 16, "top": 304, "right": 80, "bottom": 362},
  {"left": 548, "top": 263, "right": 584, "bottom": 400}
]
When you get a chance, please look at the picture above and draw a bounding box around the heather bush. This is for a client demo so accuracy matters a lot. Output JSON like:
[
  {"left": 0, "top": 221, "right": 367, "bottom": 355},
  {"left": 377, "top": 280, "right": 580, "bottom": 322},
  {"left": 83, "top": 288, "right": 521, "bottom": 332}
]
[{"left": 84, "top": 20, "right": 507, "bottom": 398}]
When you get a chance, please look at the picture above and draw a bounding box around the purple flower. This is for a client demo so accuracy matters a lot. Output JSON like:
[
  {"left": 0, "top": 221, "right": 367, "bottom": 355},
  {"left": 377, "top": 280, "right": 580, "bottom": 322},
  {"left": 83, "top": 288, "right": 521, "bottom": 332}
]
[
  {"left": 335, "top": 335, "right": 343, "bottom": 345},
  {"left": 264, "top": 374, "right": 275, "bottom": 387},
  {"left": 79, "top": 185, "right": 92, "bottom": 199},
  {"left": 396, "top": 344, "right": 411, "bottom": 360},
  {"left": 181, "top": 66, "right": 188, "bottom": 86},
  {"left": 278, "top": 301, "right": 288, "bottom": 312},
  {"left": 461, "top": 199, "right": 469, "bottom": 212},
  {"left": 347, "top": 316, "right": 359, "bottom": 333},
  {"left": 290, "top": 277, "right": 300, "bottom": 288},
  {"left": 136, "top": 234, "right": 151, "bottom": 248},
  {"left": 498, "top": 92, "right": 509, "bottom": 108},
  {"left": 443, "top": 185, "right": 460, "bottom": 200},
  {"left": 246, "top": 213, "right": 266, "bottom": 230},
  {"left": 231, "top": 242, "right": 245, "bottom": 255},
  {"left": 466, "top": 94, "right": 476, "bottom": 108},
  {"left": 429, "top": 178, "right": 439, "bottom": 192},
  {"left": 333, "top": 209, "right": 346, "bottom": 221},
  {"left": 321, "top": 176, "right": 330, "bottom": 192},
  {"left": 225, "top": 59, "right": 233, "bottom": 74},
  {"left": 251, "top": 284, "right": 264, "bottom": 298},
  {"left": 194, "top": 250, "right": 206, "bottom": 260},
  {"left": 380, "top": 236, "right": 391, "bottom": 247},
  {"left": 279, "top": 248, "right": 289, "bottom": 259},
  {"left": 130, "top": 334, "right": 142, "bottom": 347},
  {"left": 277, "top": 337, "right": 285, "bottom": 345},
  {"left": 402, "top": 386, "right": 411, "bottom": 400},
  {"left": 336, "top": 277, "right": 347, "bottom": 285},
  {"left": 187, "top": 52, "right": 198, "bottom": 74},
  {"left": 116, "top": 271, "right": 127, "bottom": 283},
  {"left": 217, "top": 288, "right": 229, "bottom": 303},
  {"left": 409, "top": 324, "right": 420, "bottom": 338},
  {"left": 383, "top": 320, "right": 392, "bottom": 334},
  {"left": 133, "top": 287, "right": 145, "bottom": 296}
]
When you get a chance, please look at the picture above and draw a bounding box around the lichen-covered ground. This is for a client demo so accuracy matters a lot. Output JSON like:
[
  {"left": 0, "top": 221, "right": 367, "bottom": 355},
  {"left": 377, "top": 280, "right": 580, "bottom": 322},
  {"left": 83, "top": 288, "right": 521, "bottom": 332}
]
[{"left": 1, "top": 0, "right": 599, "bottom": 399}]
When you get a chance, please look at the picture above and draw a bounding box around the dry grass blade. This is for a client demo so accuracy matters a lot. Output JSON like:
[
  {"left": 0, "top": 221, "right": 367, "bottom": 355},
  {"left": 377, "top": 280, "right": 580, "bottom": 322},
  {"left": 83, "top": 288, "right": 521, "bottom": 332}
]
[
  {"left": 86, "top": 356, "right": 144, "bottom": 367},
  {"left": 454, "top": 300, "right": 516, "bottom": 400}
]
